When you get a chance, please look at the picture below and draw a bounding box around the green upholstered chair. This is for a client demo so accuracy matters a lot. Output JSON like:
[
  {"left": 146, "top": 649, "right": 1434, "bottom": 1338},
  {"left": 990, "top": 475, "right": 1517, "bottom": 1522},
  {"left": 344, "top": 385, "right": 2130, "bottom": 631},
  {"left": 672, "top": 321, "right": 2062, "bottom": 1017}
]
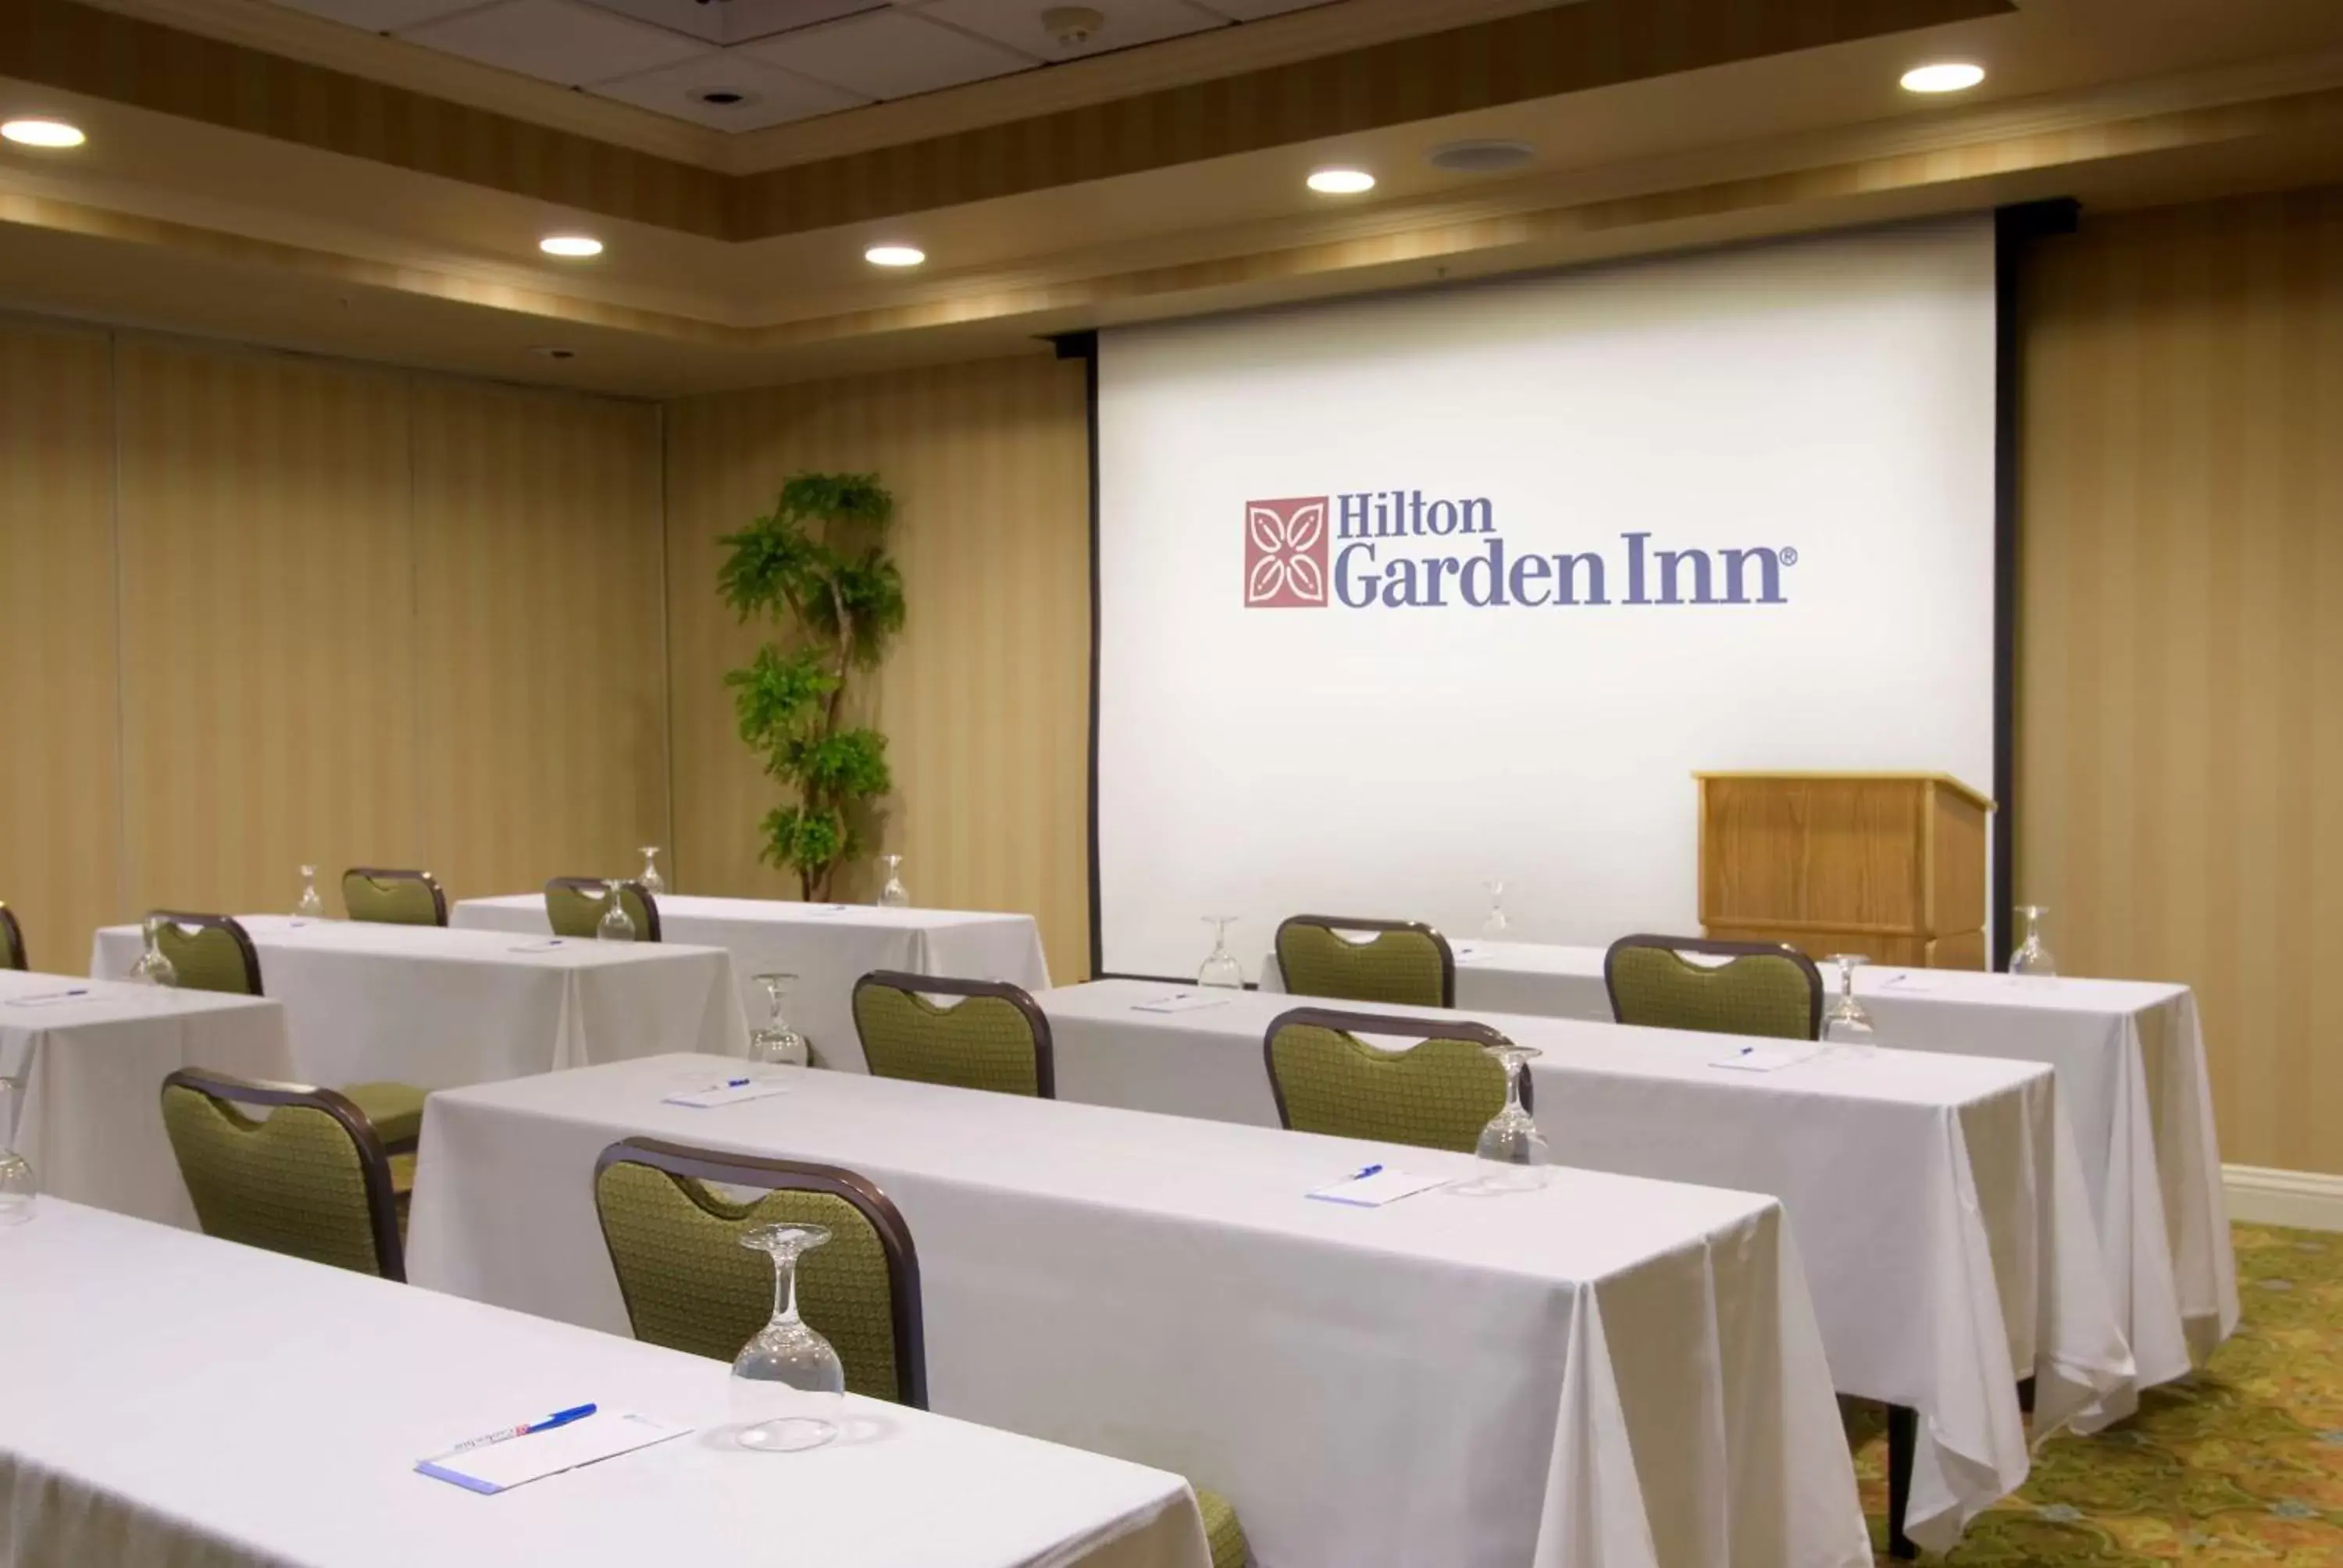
[
  {"left": 0, "top": 902, "right": 23, "bottom": 970},
  {"left": 544, "top": 877, "right": 660, "bottom": 942},
  {"left": 851, "top": 972, "right": 1054, "bottom": 1099},
  {"left": 1263, "top": 1007, "right": 1525, "bottom": 1153},
  {"left": 591, "top": 1138, "right": 1250, "bottom": 1568},
  {"left": 341, "top": 868, "right": 447, "bottom": 927},
  {"left": 159, "top": 1067, "right": 408, "bottom": 1280},
  {"left": 148, "top": 912, "right": 426, "bottom": 1149},
  {"left": 1274, "top": 915, "right": 1454, "bottom": 1010},
  {"left": 153, "top": 911, "right": 263, "bottom": 996},
  {"left": 1602, "top": 934, "right": 1823, "bottom": 1042}
]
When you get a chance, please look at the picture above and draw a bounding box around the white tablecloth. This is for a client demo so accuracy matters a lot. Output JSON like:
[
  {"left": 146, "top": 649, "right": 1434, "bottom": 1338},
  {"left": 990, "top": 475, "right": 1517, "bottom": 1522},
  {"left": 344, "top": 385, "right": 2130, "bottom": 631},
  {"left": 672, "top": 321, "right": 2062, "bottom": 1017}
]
[
  {"left": 0, "top": 971, "right": 293, "bottom": 1228},
  {"left": 406, "top": 1055, "right": 1870, "bottom": 1568},
  {"left": 1264, "top": 940, "right": 2239, "bottom": 1384},
  {"left": 91, "top": 918, "right": 748, "bottom": 1092},
  {"left": 1043, "top": 980, "right": 2137, "bottom": 1552},
  {"left": 0, "top": 1200, "right": 1211, "bottom": 1568},
  {"left": 452, "top": 895, "right": 1050, "bottom": 1074}
]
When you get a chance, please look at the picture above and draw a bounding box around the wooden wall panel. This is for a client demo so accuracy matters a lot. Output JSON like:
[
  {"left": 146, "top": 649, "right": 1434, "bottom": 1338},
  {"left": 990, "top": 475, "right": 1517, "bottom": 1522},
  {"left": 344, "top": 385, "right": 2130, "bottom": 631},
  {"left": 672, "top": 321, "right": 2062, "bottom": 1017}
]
[
  {"left": 664, "top": 354, "right": 1093, "bottom": 979},
  {"left": 0, "top": 319, "right": 119, "bottom": 972},
  {"left": 412, "top": 380, "right": 668, "bottom": 902},
  {"left": 114, "top": 339, "right": 422, "bottom": 920},
  {"left": 2018, "top": 184, "right": 2343, "bottom": 1174}
]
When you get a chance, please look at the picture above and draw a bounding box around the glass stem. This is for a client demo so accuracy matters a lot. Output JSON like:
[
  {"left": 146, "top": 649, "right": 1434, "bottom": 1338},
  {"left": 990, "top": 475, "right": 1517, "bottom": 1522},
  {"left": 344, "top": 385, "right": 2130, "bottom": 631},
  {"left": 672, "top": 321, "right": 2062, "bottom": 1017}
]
[
  {"left": 769, "top": 1249, "right": 803, "bottom": 1328},
  {"left": 1502, "top": 1058, "right": 1525, "bottom": 1115}
]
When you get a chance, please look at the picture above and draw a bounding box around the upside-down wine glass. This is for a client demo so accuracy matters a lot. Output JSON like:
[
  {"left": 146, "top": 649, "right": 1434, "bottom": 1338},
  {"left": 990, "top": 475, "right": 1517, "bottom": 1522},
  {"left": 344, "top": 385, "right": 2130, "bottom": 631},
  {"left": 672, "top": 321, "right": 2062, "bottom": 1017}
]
[
  {"left": 1198, "top": 917, "right": 1244, "bottom": 989},
  {"left": 1482, "top": 879, "right": 1510, "bottom": 941},
  {"left": 596, "top": 880, "right": 637, "bottom": 943},
  {"left": 729, "top": 1223, "right": 846, "bottom": 1452},
  {"left": 128, "top": 915, "right": 177, "bottom": 988},
  {"left": 1474, "top": 1042, "right": 1550, "bottom": 1188},
  {"left": 747, "top": 973, "right": 811, "bottom": 1067},
  {"left": 294, "top": 864, "right": 325, "bottom": 922},
  {"left": 1821, "top": 954, "right": 1878, "bottom": 1051},
  {"left": 637, "top": 846, "right": 665, "bottom": 896},
  {"left": 876, "top": 854, "right": 909, "bottom": 910},
  {"left": 2008, "top": 906, "right": 2057, "bottom": 978},
  {"left": 0, "top": 1074, "right": 36, "bottom": 1225}
]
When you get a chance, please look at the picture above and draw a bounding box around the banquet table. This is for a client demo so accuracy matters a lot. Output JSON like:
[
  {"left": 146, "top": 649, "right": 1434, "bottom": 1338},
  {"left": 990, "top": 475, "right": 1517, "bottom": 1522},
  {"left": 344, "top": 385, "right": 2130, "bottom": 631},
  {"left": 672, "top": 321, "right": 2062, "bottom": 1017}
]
[
  {"left": 1262, "top": 939, "right": 2238, "bottom": 1384},
  {"left": 0, "top": 969, "right": 292, "bottom": 1228},
  {"left": 0, "top": 1200, "right": 1214, "bottom": 1568},
  {"left": 90, "top": 917, "right": 747, "bottom": 1091},
  {"left": 406, "top": 1054, "right": 1873, "bottom": 1568},
  {"left": 451, "top": 894, "right": 1050, "bottom": 1073},
  {"left": 1041, "top": 980, "right": 2137, "bottom": 1553}
]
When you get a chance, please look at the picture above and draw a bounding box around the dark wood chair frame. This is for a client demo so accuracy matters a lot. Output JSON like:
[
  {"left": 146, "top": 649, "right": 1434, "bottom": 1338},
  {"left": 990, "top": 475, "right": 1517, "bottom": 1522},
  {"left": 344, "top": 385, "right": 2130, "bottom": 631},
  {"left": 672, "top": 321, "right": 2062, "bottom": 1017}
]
[
  {"left": 153, "top": 911, "right": 265, "bottom": 995},
  {"left": 159, "top": 1067, "right": 406, "bottom": 1282},
  {"left": 1261, "top": 1005, "right": 1534, "bottom": 1131},
  {"left": 544, "top": 877, "right": 662, "bottom": 942},
  {"left": 1273, "top": 914, "right": 1457, "bottom": 1008},
  {"left": 851, "top": 971, "right": 1057, "bottom": 1100},
  {"left": 341, "top": 867, "right": 448, "bottom": 926},
  {"left": 1599, "top": 932, "right": 1825, "bottom": 1041},
  {"left": 0, "top": 902, "right": 23, "bottom": 970},
  {"left": 593, "top": 1137, "right": 929, "bottom": 1410}
]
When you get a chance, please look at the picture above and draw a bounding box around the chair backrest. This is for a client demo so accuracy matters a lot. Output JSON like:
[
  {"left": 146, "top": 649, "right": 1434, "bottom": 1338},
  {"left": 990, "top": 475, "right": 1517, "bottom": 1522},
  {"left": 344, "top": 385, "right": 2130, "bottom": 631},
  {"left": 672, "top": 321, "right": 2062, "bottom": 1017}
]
[
  {"left": 851, "top": 971, "right": 1054, "bottom": 1098},
  {"left": 544, "top": 878, "right": 660, "bottom": 942},
  {"left": 159, "top": 1067, "right": 404, "bottom": 1280},
  {"left": 341, "top": 868, "right": 447, "bottom": 927},
  {"left": 154, "top": 913, "right": 262, "bottom": 996},
  {"left": 1274, "top": 915, "right": 1454, "bottom": 1009},
  {"left": 1602, "top": 934, "right": 1823, "bottom": 1042},
  {"left": 592, "top": 1139, "right": 925, "bottom": 1408},
  {"left": 0, "top": 902, "right": 23, "bottom": 970},
  {"left": 1263, "top": 1006, "right": 1525, "bottom": 1153}
]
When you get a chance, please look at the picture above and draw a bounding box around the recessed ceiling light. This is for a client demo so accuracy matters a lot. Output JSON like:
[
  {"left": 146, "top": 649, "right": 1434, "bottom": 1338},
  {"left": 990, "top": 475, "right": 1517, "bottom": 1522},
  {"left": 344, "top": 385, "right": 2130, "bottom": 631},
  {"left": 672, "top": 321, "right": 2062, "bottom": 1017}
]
[
  {"left": 539, "top": 234, "right": 603, "bottom": 258},
  {"left": 1307, "top": 168, "right": 1376, "bottom": 195},
  {"left": 865, "top": 244, "right": 925, "bottom": 268},
  {"left": 2, "top": 119, "right": 86, "bottom": 149},
  {"left": 1429, "top": 140, "right": 1535, "bottom": 175},
  {"left": 694, "top": 89, "right": 753, "bottom": 107},
  {"left": 1900, "top": 62, "right": 1985, "bottom": 94}
]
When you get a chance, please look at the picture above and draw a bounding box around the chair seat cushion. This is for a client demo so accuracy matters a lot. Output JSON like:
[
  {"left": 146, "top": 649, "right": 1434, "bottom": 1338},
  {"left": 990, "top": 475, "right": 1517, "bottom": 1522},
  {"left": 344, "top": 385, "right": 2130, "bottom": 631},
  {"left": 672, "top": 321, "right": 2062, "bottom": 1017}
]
[
  {"left": 1193, "top": 1487, "right": 1248, "bottom": 1568},
  {"left": 344, "top": 1082, "right": 426, "bottom": 1147}
]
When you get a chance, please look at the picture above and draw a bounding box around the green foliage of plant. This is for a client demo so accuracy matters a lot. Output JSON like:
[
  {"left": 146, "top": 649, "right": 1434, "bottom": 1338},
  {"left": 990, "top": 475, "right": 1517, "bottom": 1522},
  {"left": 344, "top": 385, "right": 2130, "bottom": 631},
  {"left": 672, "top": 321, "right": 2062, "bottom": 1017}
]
[{"left": 718, "top": 472, "right": 904, "bottom": 900}]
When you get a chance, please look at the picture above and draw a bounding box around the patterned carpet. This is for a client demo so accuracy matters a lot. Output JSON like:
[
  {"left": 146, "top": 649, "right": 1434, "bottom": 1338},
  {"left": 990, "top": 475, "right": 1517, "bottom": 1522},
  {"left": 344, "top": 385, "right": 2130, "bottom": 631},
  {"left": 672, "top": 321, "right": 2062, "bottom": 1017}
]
[{"left": 1849, "top": 1224, "right": 2342, "bottom": 1563}]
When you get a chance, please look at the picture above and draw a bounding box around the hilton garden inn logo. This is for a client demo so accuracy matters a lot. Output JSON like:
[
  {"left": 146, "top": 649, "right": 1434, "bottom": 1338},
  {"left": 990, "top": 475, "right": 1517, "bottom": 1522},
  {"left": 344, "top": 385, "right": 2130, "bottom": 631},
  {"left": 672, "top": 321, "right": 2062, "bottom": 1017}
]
[{"left": 1242, "top": 490, "right": 1799, "bottom": 610}]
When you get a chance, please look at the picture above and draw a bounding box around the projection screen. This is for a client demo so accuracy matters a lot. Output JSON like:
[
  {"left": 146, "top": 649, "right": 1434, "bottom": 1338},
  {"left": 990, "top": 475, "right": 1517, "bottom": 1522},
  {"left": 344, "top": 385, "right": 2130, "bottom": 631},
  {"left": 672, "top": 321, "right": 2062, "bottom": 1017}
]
[{"left": 1093, "top": 216, "right": 1999, "bottom": 980}]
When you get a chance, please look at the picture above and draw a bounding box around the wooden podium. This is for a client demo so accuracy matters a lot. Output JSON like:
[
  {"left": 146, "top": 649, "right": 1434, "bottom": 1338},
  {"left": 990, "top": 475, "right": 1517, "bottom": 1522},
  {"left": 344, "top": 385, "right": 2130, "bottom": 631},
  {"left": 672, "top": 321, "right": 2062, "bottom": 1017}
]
[{"left": 1696, "top": 772, "right": 1993, "bottom": 970}]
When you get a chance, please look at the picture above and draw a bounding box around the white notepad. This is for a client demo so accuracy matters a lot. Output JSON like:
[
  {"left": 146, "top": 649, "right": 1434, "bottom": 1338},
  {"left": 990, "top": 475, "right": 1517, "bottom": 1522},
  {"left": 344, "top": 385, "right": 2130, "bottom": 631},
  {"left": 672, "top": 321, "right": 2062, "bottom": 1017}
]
[
  {"left": 1307, "top": 1168, "right": 1449, "bottom": 1207},
  {"left": 4, "top": 989, "right": 94, "bottom": 1008},
  {"left": 416, "top": 1412, "right": 690, "bottom": 1495},
  {"left": 507, "top": 940, "right": 568, "bottom": 953},
  {"left": 1131, "top": 991, "right": 1232, "bottom": 1014},
  {"left": 663, "top": 1077, "right": 793, "bottom": 1109},
  {"left": 1878, "top": 971, "right": 1941, "bottom": 992},
  {"left": 1710, "top": 1043, "right": 1822, "bottom": 1072}
]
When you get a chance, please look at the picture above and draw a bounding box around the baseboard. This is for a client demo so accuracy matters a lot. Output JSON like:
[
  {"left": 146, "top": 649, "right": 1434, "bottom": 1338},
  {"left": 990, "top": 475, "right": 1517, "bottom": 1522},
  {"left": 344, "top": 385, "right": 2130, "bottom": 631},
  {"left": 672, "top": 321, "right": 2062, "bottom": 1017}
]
[{"left": 2224, "top": 1164, "right": 2343, "bottom": 1232}]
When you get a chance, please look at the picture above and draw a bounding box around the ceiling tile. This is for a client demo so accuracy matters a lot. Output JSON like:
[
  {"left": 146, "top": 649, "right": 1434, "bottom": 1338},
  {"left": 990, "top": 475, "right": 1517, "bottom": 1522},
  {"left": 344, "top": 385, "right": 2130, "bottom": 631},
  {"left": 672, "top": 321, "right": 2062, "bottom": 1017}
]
[
  {"left": 1183, "top": 0, "right": 1336, "bottom": 17},
  {"left": 744, "top": 9, "right": 1036, "bottom": 100},
  {"left": 400, "top": 0, "right": 711, "bottom": 87},
  {"left": 269, "top": 0, "right": 490, "bottom": 30},
  {"left": 908, "top": 0, "right": 1225, "bottom": 63},
  {"left": 591, "top": 50, "right": 871, "bottom": 127},
  {"left": 571, "top": 0, "right": 884, "bottom": 48}
]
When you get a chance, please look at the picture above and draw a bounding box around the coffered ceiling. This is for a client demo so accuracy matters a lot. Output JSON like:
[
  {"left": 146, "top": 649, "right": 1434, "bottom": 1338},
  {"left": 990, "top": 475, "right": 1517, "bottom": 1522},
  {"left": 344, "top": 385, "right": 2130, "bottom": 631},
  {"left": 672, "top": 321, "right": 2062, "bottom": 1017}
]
[{"left": 2, "top": 0, "right": 2342, "bottom": 397}]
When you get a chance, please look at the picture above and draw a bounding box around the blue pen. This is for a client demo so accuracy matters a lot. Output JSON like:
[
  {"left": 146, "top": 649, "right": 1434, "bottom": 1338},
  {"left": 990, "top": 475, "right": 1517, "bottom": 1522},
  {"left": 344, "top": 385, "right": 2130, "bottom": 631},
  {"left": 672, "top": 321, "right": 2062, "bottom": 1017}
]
[
  {"left": 1352, "top": 1163, "right": 1384, "bottom": 1180},
  {"left": 448, "top": 1403, "right": 597, "bottom": 1454},
  {"left": 723, "top": 1077, "right": 752, "bottom": 1089}
]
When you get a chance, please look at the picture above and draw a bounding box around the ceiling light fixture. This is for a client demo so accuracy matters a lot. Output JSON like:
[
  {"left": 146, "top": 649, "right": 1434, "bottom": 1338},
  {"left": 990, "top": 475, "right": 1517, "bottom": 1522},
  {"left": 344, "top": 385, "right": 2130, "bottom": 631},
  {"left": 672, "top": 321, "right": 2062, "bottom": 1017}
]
[
  {"left": 1900, "top": 62, "right": 1985, "bottom": 94},
  {"left": 539, "top": 234, "right": 604, "bottom": 258},
  {"left": 1429, "top": 140, "right": 1535, "bottom": 175},
  {"left": 2, "top": 119, "right": 86, "bottom": 148},
  {"left": 865, "top": 244, "right": 925, "bottom": 268},
  {"left": 1307, "top": 168, "right": 1376, "bottom": 195}
]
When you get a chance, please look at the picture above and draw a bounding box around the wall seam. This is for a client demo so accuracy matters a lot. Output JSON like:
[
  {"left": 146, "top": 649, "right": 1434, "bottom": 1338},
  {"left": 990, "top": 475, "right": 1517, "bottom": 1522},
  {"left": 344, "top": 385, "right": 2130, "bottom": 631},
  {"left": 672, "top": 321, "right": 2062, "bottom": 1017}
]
[
  {"left": 656, "top": 399, "right": 678, "bottom": 883},
  {"left": 107, "top": 329, "right": 130, "bottom": 924}
]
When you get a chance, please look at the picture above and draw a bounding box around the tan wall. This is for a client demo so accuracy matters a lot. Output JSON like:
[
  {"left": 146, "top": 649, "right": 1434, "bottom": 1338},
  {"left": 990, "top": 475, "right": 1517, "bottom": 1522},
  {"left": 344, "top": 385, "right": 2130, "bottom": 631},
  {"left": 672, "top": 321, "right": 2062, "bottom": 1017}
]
[
  {"left": 0, "top": 320, "right": 667, "bottom": 969},
  {"left": 2018, "top": 184, "right": 2343, "bottom": 1174},
  {"left": 663, "top": 355, "right": 1092, "bottom": 981}
]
